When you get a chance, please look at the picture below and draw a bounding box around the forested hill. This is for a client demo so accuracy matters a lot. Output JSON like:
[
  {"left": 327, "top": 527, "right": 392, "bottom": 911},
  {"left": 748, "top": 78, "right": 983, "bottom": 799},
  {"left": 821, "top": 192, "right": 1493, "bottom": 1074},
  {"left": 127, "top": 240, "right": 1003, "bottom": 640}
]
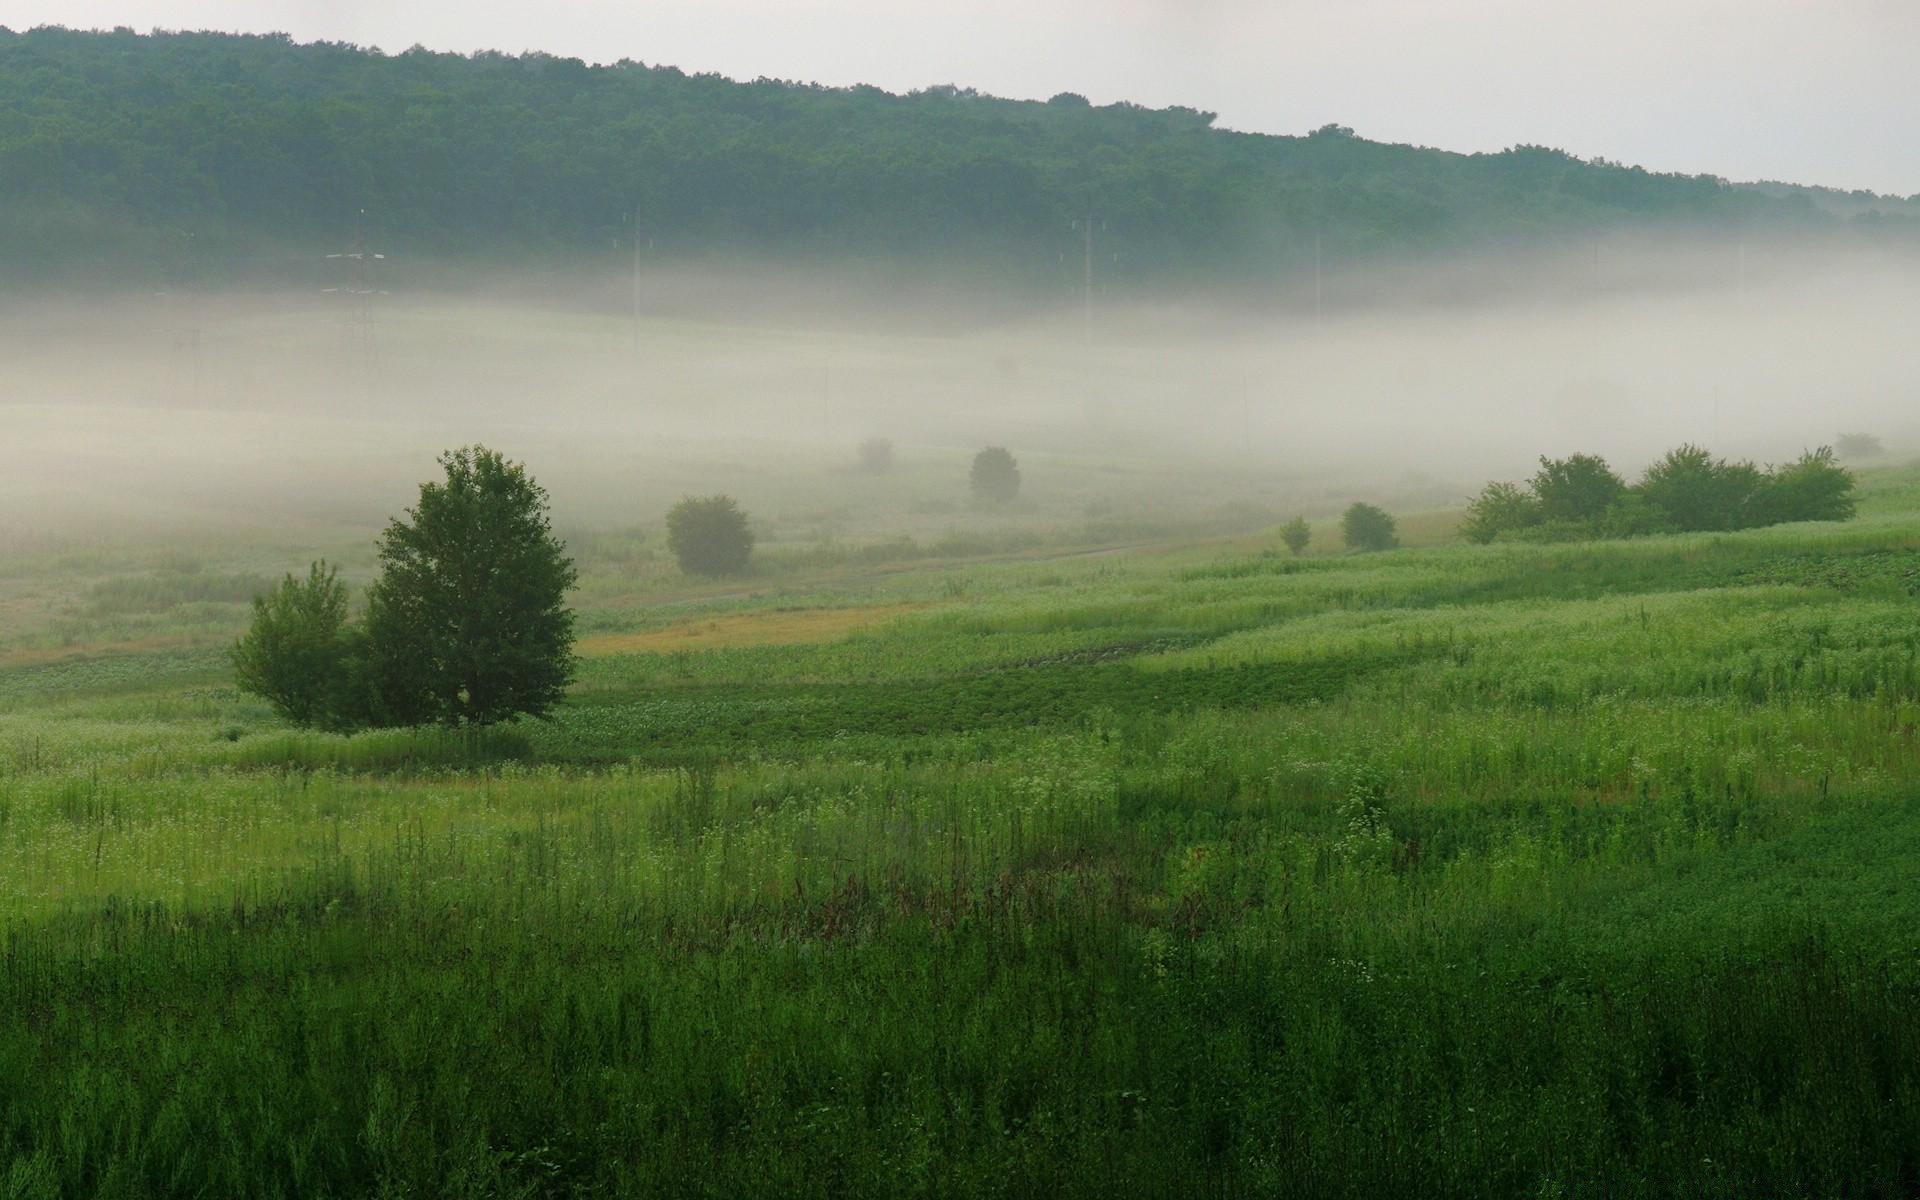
[{"left": 0, "top": 26, "right": 1900, "bottom": 282}]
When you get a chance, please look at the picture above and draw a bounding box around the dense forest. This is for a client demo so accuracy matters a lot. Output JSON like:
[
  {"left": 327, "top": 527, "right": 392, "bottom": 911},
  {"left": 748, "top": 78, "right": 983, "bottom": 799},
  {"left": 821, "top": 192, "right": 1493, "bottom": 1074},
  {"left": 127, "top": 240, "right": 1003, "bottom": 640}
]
[{"left": 0, "top": 26, "right": 1907, "bottom": 283}]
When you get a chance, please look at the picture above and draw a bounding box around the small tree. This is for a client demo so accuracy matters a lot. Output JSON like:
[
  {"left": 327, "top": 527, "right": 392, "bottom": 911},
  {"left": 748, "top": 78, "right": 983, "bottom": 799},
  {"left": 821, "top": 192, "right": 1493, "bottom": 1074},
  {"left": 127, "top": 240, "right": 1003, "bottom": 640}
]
[
  {"left": 1342, "top": 502, "right": 1398, "bottom": 552},
  {"left": 1635, "top": 445, "right": 1763, "bottom": 532},
  {"left": 232, "top": 561, "right": 352, "bottom": 729},
  {"left": 1280, "top": 517, "right": 1311, "bottom": 556},
  {"left": 1459, "top": 481, "right": 1539, "bottom": 544},
  {"left": 856, "top": 437, "right": 895, "bottom": 474},
  {"left": 970, "top": 447, "right": 1020, "bottom": 503},
  {"left": 362, "top": 447, "right": 577, "bottom": 727},
  {"left": 1750, "top": 447, "right": 1856, "bottom": 525},
  {"left": 667, "top": 494, "right": 755, "bottom": 576},
  {"left": 1531, "top": 453, "right": 1624, "bottom": 524}
]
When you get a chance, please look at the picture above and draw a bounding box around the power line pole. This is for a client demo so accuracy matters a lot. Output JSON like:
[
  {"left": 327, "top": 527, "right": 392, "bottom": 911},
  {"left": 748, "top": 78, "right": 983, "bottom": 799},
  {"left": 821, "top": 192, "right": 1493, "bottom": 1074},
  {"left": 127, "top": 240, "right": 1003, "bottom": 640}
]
[
  {"left": 324, "top": 209, "right": 385, "bottom": 390},
  {"left": 1314, "top": 231, "right": 1323, "bottom": 345},
  {"left": 1076, "top": 215, "right": 1100, "bottom": 347},
  {"left": 625, "top": 210, "right": 646, "bottom": 350}
]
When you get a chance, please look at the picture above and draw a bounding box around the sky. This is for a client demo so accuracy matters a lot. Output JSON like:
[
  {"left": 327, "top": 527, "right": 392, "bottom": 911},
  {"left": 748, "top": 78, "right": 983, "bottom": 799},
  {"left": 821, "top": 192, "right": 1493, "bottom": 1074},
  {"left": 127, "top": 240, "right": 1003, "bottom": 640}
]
[{"left": 8, "top": 0, "right": 1920, "bottom": 196}]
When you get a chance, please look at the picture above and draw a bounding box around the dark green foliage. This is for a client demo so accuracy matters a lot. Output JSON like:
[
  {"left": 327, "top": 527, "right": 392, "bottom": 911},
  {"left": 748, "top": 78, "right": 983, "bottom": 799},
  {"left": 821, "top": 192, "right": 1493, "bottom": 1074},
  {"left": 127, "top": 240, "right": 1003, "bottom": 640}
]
[
  {"left": 1459, "top": 481, "right": 1540, "bottom": 544},
  {"left": 1636, "top": 444, "right": 1765, "bottom": 532},
  {"left": 1462, "top": 445, "right": 1856, "bottom": 543},
  {"left": 362, "top": 447, "right": 577, "bottom": 727},
  {"left": 665, "top": 494, "right": 755, "bottom": 576},
  {"left": 1279, "top": 516, "right": 1310, "bottom": 555},
  {"left": 230, "top": 562, "right": 353, "bottom": 729},
  {"left": 1531, "top": 452, "right": 1625, "bottom": 522},
  {"left": 970, "top": 447, "right": 1021, "bottom": 504},
  {"left": 0, "top": 28, "right": 1831, "bottom": 281},
  {"left": 1749, "top": 447, "right": 1858, "bottom": 526},
  {"left": 1341, "top": 502, "right": 1397, "bottom": 551}
]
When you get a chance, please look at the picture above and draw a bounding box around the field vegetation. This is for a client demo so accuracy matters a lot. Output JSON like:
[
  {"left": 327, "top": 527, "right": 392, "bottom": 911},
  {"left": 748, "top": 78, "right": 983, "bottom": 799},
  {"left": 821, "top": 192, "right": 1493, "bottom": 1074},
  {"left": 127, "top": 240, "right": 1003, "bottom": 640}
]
[{"left": 5, "top": 464, "right": 1920, "bottom": 1194}]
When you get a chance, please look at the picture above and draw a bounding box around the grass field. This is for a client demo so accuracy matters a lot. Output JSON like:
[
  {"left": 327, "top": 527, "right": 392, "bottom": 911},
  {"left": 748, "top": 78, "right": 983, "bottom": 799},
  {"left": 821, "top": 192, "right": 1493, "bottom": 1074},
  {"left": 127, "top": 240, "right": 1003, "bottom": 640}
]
[{"left": 6, "top": 465, "right": 1920, "bottom": 1197}]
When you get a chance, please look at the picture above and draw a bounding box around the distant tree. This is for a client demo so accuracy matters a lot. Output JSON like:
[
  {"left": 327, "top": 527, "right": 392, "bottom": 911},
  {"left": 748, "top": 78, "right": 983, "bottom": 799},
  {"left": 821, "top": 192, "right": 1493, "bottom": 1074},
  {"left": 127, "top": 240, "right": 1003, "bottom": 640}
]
[
  {"left": 1341, "top": 502, "right": 1398, "bottom": 552},
  {"left": 1634, "top": 444, "right": 1763, "bottom": 532},
  {"left": 667, "top": 494, "right": 756, "bottom": 576},
  {"left": 361, "top": 447, "right": 577, "bottom": 727},
  {"left": 970, "top": 447, "right": 1021, "bottom": 503},
  {"left": 1531, "top": 453, "right": 1625, "bottom": 524},
  {"left": 1836, "top": 432, "right": 1883, "bottom": 461},
  {"left": 857, "top": 437, "right": 895, "bottom": 474},
  {"left": 232, "top": 561, "right": 353, "bottom": 729},
  {"left": 1459, "top": 482, "right": 1539, "bottom": 544},
  {"left": 1280, "top": 517, "right": 1311, "bottom": 556},
  {"left": 1749, "top": 447, "right": 1856, "bottom": 525}
]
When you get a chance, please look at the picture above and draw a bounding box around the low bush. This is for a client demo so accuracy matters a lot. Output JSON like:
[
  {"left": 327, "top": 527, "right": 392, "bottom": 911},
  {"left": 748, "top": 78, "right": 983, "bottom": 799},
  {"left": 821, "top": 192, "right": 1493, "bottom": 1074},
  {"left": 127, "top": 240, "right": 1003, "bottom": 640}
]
[
  {"left": 1341, "top": 502, "right": 1398, "bottom": 552},
  {"left": 1463, "top": 445, "right": 1854, "bottom": 543}
]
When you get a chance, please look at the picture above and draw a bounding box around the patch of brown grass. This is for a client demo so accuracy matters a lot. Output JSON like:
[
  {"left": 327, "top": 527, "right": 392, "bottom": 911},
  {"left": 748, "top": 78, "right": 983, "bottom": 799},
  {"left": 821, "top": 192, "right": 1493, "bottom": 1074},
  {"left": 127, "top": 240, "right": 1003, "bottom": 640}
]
[{"left": 578, "top": 603, "right": 926, "bottom": 657}]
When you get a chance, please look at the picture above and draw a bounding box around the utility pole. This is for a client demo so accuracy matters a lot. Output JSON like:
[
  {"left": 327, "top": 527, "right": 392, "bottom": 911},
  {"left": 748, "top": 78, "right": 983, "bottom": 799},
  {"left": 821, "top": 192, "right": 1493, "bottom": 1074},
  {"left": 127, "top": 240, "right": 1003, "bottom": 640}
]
[
  {"left": 625, "top": 211, "right": 645, "bottom": 350},
  {"left": 324, "top": 209, "right": 385, "bottom": 390},
  {"left": 1314, "top": 231, "right": 1323, "bottom": 345},
  {"left": 1080, "top": 215, "right": 1095, "bottom": 347}
]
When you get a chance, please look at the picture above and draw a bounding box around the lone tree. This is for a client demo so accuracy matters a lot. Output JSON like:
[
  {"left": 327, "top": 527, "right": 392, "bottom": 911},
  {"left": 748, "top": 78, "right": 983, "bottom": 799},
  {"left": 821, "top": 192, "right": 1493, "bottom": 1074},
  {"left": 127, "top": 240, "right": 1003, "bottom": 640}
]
[
  {"left": 970, "top": 447, "right": 1020, "bottom": 503},
  {"left": 1341, "top": 502, "right": 1398, "bottom": 552},
  {"left": 667, "top": 494, "right": 755, "bottom": 576},
  {"left": 232, "top": 561, "right": 354, "bottom": 729},
  {"left": 361, "top": 446, "right": 578, "bottom": 727},
  {"left": 1280, "top": 517, "right": 1311, "bottom": 556}
]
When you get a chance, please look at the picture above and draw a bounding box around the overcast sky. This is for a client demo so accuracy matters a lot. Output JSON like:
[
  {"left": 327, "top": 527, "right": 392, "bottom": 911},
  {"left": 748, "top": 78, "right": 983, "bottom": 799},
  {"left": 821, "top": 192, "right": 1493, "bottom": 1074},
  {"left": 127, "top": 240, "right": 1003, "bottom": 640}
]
[{"left": 11, "top": 0, "right": 1918, "bottom": 196}]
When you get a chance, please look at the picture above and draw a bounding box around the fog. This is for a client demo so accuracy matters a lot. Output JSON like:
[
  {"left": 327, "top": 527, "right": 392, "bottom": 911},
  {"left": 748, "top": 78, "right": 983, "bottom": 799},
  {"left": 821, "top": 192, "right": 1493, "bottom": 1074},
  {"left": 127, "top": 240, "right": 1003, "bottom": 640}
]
[{"left": 4, "top": 233, "right": 1917, "bottom": 550}]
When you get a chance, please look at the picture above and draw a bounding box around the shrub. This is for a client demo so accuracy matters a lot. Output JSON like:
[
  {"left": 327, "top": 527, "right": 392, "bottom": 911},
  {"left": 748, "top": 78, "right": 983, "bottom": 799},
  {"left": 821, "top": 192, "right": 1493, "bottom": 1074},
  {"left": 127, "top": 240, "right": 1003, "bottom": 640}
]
[
  {"left": 856, "top": 437, "right": 895, "bottom": 474},
  {"left": 1749, "top": 447, "right": 1856, "bottom": 525},
  {"left": 1341, "top": 502, "right": 1398, "bottom": 552},
  {"left": 362, "top": 447, "right": 578, "bottom": 727},
  {"left": 969, "top": 447, "right": 1020, "bottom": 503},
  {"left": 231, "top": 562, "right": 353, "bottom": 729},
  {"left": 1531, "top": 453, "right": 1624, "bottom": 523},
  {"left": 1459, "top": 482, "right": 1539, "bottom": 544},
  {"left": 1634, "top": 444, "right": 1763, "bottom": 532},
  {"left": 1280, "top": 517, "right": 1311, "bottom": 556},
  {"left": 667, "top": 494, "right": 756, "bottom": 577}
]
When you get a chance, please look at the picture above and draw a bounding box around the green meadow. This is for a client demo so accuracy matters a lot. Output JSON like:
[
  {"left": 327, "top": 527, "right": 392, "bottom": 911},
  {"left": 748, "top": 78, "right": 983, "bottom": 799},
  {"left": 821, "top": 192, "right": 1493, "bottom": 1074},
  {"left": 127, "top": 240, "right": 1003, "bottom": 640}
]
[{"left": 6, "top": 469, "right": 1920, "bottom": 1197}]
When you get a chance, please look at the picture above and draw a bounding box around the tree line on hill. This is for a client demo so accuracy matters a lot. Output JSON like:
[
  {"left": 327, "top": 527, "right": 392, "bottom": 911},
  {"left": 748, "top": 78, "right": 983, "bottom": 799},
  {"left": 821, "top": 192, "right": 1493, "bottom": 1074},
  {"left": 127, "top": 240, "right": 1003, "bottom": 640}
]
[
  {"left": 1461, "top": 445, "right": 1855, "bottom": 544},
  {"left": 0, "top": 27, "right": 1874, "bottom": 282}
]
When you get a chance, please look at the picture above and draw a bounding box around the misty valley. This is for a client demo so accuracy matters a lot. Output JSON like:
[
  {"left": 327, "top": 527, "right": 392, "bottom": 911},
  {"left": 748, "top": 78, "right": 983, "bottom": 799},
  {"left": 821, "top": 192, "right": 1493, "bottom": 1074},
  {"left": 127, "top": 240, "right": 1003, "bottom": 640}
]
[{"left": 4, "top": 24, "right": 1920, "bottom": 1200}]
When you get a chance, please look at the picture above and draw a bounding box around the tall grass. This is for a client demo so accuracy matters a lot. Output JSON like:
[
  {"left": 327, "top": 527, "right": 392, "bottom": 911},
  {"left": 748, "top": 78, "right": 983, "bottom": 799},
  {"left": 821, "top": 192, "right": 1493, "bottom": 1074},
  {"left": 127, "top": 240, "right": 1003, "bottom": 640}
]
[{"left": 9, "top": 498, "right": 1920, "bottom": 1194}]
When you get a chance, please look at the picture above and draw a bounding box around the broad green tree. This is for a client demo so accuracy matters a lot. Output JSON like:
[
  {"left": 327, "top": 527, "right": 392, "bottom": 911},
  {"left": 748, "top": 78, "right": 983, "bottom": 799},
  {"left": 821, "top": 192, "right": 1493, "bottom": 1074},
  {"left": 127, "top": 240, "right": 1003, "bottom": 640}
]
[
  {"left": 1531, "top": 454, "right": 1625, "bottom": 524},
  {"left": 667, "top": 494, "right": 756, "bottom": 576},
  {"left": 362, "top": 447, "right": 577, "bottom": 727},
  {"left": 1341, "top": 502, "right": 1398, "bottom": 552}
]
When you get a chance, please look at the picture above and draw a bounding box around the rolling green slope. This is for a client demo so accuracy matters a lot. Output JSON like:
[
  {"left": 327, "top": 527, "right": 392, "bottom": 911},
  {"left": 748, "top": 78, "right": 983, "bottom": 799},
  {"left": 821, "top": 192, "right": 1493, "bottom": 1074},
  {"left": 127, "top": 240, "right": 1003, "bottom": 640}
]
[{"left": 6, "top": 471, "right": 1920, "bottom": 1192}]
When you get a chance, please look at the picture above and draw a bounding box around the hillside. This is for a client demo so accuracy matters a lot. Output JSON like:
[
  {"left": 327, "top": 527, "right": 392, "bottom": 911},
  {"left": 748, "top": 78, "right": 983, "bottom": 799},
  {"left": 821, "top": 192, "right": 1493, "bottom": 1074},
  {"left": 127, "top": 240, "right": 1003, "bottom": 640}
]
[
  {"left": 6, "top": 464, "right": 1920, "bottom": 1191},
  {"left": 0, "top": 26, "right": 1892, "bottom": 283}
]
